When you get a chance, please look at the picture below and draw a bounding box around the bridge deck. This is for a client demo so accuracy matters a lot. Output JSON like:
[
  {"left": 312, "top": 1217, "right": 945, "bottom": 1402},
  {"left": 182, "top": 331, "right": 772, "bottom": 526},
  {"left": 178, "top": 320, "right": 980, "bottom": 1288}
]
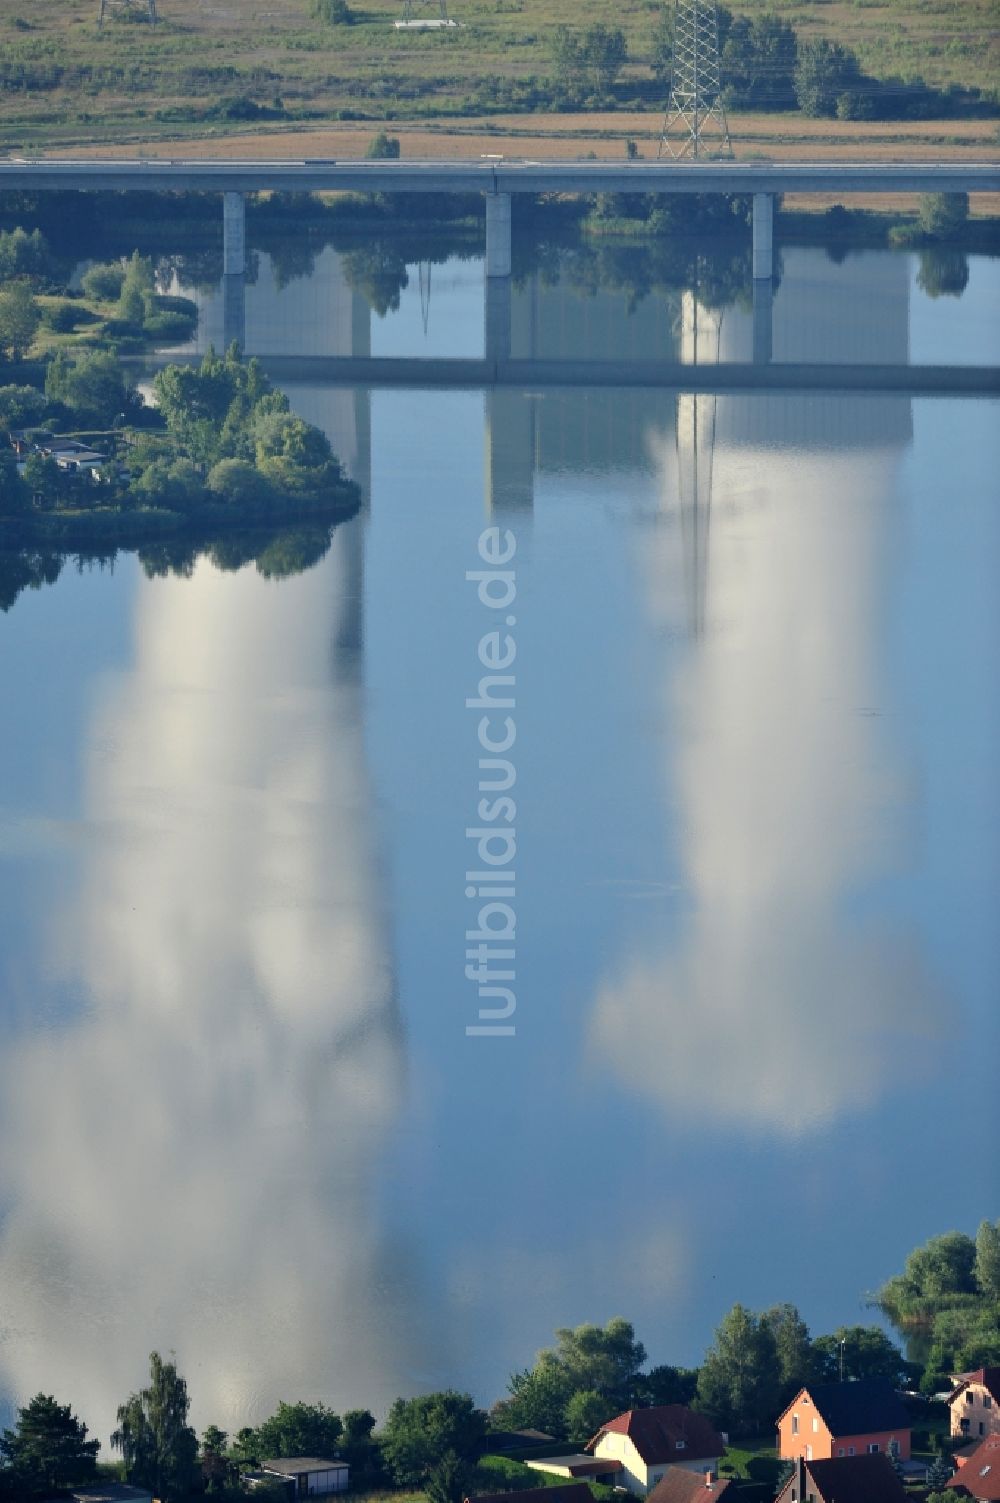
[{"left": 3, "top": 159, "right": 999, "bottom": 196}]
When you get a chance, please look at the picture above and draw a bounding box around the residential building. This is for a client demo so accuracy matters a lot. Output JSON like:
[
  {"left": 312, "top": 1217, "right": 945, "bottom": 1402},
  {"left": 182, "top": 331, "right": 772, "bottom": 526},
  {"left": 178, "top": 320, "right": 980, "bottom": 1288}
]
[
  {"left": 586, "top": 1406, "right": 727, "bottom": 1494},
  {"left": 647, "top": 1468, "right": 732, "bottom": 1502},
  {"left": 950, "top": 1369, "right": 1000, "bottom": 1442},
  {"left": 952, "top": 1434, "right": 1000, "bottom": 1500},
  {"left": 776, "top": 1379, "right": 911, "bottom": 1462},
  {"left": 260, "top": 1456, "right": 350, "bottom": 1496},
  {"left": 775, "top": 1453, "right": 907, "bottom": 1503}
]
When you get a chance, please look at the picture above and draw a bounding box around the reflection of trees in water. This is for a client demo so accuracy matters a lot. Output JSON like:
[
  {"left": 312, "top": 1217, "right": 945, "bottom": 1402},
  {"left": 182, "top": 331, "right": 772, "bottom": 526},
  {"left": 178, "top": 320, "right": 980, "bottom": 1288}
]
[
  {"left": 0, "top": 522, "right": 339, "bottom": 613},
  {"left": 917, "top": 247, "right": 970, "bottom": 300},
  {"left": 0, "top": 546, "right": 65, "bottom": 612},
  {"left": 537, "top": 238, "right": 760, "bottom": 317}
]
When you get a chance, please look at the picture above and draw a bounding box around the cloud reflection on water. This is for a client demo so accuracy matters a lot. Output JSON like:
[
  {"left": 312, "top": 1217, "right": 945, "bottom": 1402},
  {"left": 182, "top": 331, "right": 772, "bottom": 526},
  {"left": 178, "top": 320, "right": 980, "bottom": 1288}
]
[
  {"left": 0, "top": 527, "right": 424, "bottom": 1442},
  {"left": 591, "top": 408, "right": 946, "bottom": 1136}
]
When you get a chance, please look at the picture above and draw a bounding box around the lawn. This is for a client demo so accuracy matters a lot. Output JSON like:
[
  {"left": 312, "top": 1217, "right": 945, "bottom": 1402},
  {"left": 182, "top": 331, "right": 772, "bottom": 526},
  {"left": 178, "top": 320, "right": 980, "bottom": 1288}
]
[{"left": 0, "top": 0, "right": 997, "bottom": 149}]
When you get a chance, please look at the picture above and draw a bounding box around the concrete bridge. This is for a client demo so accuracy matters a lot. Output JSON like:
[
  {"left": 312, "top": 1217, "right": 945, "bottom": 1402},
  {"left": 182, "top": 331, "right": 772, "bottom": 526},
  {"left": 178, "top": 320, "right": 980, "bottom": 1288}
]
[{"left": 2, "top": 158, "right": 998, "bottom": 282}]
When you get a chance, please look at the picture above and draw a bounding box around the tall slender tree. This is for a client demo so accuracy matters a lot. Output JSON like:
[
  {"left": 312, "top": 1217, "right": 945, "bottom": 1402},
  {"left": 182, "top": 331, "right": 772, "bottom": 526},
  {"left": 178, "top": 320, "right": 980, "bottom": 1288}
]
[{"left": 112, "top": 1351, "right": 198, "bottom": 1503}]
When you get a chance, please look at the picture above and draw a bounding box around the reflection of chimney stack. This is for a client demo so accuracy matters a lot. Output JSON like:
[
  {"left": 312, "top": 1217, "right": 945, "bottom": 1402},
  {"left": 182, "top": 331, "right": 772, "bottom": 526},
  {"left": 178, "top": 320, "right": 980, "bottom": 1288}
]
[{"left": 795, "top": 1455, "right": 806, "bottom": 1501}]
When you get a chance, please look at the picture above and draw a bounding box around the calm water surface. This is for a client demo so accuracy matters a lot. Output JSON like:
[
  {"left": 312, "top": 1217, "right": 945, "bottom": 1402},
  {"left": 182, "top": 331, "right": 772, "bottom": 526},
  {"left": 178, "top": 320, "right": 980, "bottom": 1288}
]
[{"left": 1, "top": 235, "right": 998, "bottom": 1443}]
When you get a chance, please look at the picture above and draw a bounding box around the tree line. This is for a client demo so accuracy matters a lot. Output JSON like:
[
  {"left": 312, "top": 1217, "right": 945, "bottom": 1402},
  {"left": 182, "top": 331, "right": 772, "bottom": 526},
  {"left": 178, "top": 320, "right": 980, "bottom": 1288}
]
[
  {"left": 541, "top": 4, "right": 995, "bottom": 119},
  {"left": 2, "top": 1147, "right": 996, "bottom": 1500}
]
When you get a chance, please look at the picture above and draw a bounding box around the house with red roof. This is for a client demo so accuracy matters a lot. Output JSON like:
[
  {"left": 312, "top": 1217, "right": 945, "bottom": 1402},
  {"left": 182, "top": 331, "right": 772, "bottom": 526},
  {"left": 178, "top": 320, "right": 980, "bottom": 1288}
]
[
  {"left": 776, "top": 1379, "right": 911, "bottom": 1463},
  {"left": 774, "top": 1453, "right": 907, "bottom": 1503},
  {"left": 586, "top": 1406, "right": 727, "bottom": 1495},
  {"left": 950, "top": 1369, "right": 1000, "bottom": 1443},
  {"left": 647, "top": 1469, "right": 731, "bottom": 1503},
  {"left": 952, "top": 1434, "right": 1000, "bottom": 1500}
]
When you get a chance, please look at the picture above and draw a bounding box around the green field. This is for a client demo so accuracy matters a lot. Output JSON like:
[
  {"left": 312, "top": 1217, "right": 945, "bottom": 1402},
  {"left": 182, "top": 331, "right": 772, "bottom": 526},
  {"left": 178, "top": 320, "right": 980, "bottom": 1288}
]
[{"left": 1, "top": 0, "right": 998, "bottom": 149}]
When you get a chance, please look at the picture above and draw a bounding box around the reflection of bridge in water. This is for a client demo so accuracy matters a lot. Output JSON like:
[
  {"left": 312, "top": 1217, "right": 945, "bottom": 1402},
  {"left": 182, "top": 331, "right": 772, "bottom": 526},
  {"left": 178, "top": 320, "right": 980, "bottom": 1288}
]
[{"left": 161, "top": 245, "right": 998, "bottom": 520}]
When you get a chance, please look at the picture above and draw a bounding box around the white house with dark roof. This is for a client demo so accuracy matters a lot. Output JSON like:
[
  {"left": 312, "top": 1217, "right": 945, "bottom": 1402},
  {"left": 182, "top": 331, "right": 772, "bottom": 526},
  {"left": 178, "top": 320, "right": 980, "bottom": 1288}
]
[{"left": 585, "top": 1406, "right": 727, "bottom": 1494}]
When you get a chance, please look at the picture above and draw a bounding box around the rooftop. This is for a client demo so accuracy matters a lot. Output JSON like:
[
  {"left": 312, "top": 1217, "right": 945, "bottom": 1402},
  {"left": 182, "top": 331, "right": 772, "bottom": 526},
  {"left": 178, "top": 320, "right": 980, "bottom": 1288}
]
[
  {"left": 590, "top": 1406, "right": 726, "bottom": 1466},
  {"left": 954, "top": 1435, "right": 1000, "bottom": 1501},
  {"left": 779, "top": 1454, "right": 908, "bottom": 1503},
  {"left": 470, "top": 1484, "right": 594, "bottom": 1503},
  {"left": 780, "top": 1379, "right": 911, "bottom": 1437},
  {"left": 263, "top": 1457, "right": 349, "bottom": 1475},
  {"left": 647, "top": 1470, "right": 732, "bottom": 1503}
]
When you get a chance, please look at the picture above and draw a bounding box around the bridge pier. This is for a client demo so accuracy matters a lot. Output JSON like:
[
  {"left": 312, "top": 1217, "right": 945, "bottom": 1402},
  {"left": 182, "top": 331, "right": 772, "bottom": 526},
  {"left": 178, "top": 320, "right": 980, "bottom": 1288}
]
[
  {"left": 485, "top": 190, "right": 512, "bottom": 279},
  {"left": 752, "top": 276, "right": 773, "bottom": 365},
  {"left": 222, "top": 272, "right": 246, "bottom": 352},
  {"left": 484, "top": 276, "right": 512, "bottom": 364},
  {"left": 752, "top": 192, "right": 773, "bottom": 281},
  {"left": 223, "top": 191, "right": 246, "bottom": 276}
]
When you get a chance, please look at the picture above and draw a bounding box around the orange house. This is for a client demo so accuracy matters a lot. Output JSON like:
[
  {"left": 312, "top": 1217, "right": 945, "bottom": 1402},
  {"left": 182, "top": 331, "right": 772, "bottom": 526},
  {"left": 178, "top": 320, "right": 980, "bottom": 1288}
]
[{"left": 776, "top": 1380, "right": 911, "bottom": 1463}]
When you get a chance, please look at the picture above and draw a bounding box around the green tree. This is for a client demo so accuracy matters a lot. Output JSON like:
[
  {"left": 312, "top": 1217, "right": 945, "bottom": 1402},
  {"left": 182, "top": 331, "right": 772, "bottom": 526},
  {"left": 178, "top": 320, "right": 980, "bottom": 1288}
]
[
  {"left": 0, "top": 446, "right": 30, "bottom": 517},
  {"left": 313, "top": 0, "right": 354, "bottom": 22},
  {"left": 201, "top": 1425, "right": 227, "bottom": 1455},
  {"left": 634, "top": 1365, "right": 699, "bottom": 1408},
  {"left": 380, "top": 1392, "right": 487, "bottom": 1486},
  {"left": 111, "top": 1351, "right": 199, "bottom": 1503},
  {"left": 207, "top": 456, "right": 275, "bottom": 506},
  {"left": 564, "top": 1389, "right": 615, "bottom": 1444},
  {"left": 696, "top": 1304, "right": 781, "bottom": 1435},
  {"left": 919, "top": 193, "right": 970, "bottom": 240},
  {"left": 117, "top": 250, "right": 155, "bottom": 326},
  {"left": 926, "top": 1492, "right": 965, "bottom": 1503},
  {"left": 340, "top": 1409, "right": 382, "bottom": 1488},
  {"left": 491, "top": 1363, "right": 575, "bottom": 1437},
  {"left": 723, "top": 14, "right": 797, "bottom": 110},
  {"left": 761, "top": 1304, "right": 815, "bottom": 1403},
  {"left": 425, "top": 1449, "right": 470, "bottom": 1503},
  {"left": 23, "top": 452, "right": 63, "bottom": 510},
  {"left": 367, "top": 132, "right": 401, "bottom": 160},
  {"left": 0, "top": 280, "right": 40, "bottom": 361},
  {"left": 975, "top": 1219, "right": 1000, "bottom": 1300},
  {"left": 0, "top": 1393, "right": 99, "bottom": 1496},
  {"left": 45, "top": 348, "right": 133, "bottom": 427},
  {"left": 0, "top": 383, "right": 47, "bottom": 431},
  {"left": 794, "top": 39, "right": 862, "bottom": 117},
  {"left": 812, "top": 1326, "right": 906, "bottom": 1385},
  {"left": 582, "top": 24, "right": 627, "bottom": 93},
  {"left": 0, "top": 227, "right": 52, "bottom": 284},
  {"left": 231, "top": 1427, "right": 260, "bottom": 1465},
  {"left": 926, "top": 1454, "right": 956, "bottom": 1490},
  {"left": 254, "top": 1401, "right": 343, "bottom": 1460},
  {"left": 81, "top": 260, "right": 127, "bottom": 302}
]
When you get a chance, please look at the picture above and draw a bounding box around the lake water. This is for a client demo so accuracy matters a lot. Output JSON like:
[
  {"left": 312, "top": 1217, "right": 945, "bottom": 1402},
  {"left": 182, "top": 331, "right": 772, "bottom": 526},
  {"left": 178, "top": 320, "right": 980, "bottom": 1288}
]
[{"left": 1, "top": 227, "right": 998, "bottom": 1447}]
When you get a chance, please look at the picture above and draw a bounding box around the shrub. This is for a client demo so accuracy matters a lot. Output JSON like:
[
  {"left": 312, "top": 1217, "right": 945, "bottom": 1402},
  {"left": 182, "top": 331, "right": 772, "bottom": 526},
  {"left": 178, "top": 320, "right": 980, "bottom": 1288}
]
[
  {"left": 313, "top": 0, "right": 354, "bottom": 22},
  {"left": 207, "top": 457, "right": 274, "bottom": 506},
  {"left": 142, "top": 310, "right": 196, "bottom": 341},
  {"left": 367, "top": 131, "right": 401, "bottom": 159},
  {"left": 81, "top": 261, "right": 126, "bottom": 302}
]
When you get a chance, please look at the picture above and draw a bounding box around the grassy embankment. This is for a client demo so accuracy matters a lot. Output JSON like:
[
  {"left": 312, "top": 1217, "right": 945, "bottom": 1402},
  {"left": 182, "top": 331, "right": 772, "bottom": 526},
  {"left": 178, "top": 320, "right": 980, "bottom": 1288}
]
[{"left": 1, "top": 0, "right": 998, "bottom": 150}]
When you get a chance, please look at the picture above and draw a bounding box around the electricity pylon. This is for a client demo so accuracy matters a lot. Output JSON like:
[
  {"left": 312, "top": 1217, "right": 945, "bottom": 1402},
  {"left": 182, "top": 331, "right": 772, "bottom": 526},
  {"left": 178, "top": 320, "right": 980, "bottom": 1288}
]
[
  {"left": 658, "top": 0, "right": 731, "bottom": 159},
  {"left": 98, "top": 0, "right": 156, "bottom": 24},
  {"left": 400, "top": 0, "right": 449, "bottom": 21}
]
